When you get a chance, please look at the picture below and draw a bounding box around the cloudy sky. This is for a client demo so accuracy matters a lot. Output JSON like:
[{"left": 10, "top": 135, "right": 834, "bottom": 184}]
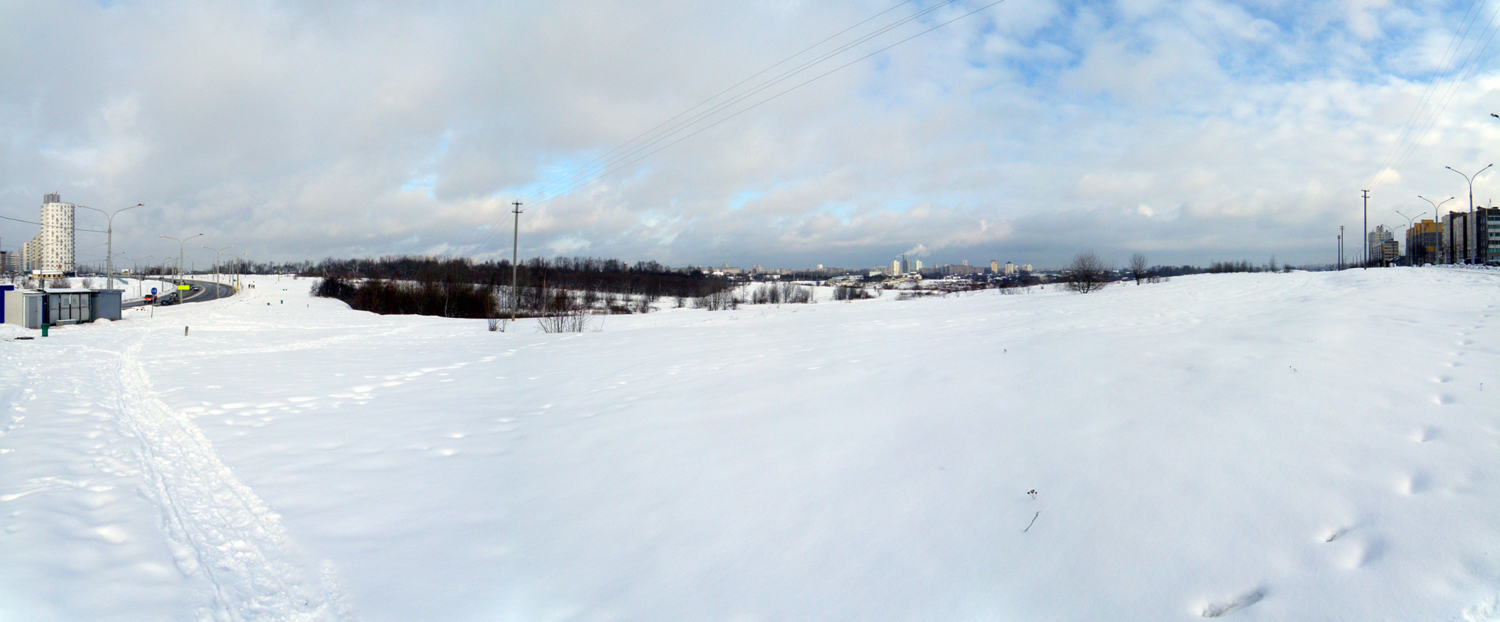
[{"left": 5, "top": 0, "right": 1500, "bottom": 271}]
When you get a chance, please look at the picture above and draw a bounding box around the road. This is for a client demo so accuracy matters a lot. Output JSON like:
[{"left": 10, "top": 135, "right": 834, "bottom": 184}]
[{"left": 122, "top": 279, "right": 236, "bottom": 308}]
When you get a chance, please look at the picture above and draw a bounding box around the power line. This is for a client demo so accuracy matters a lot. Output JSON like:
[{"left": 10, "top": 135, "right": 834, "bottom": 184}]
[
  {"left": 1369, "top": 0, "right": 1484, "bottom": 180},
  {"left": 1369, "top": 0, "right": 1500, "bottom": 188},
  {"left": 523, "top": 0, "right": 965, "bottom": 206},
  {"left": 584, "top": 0, "right": 922, "bottom": 174},
  {"left": 1391, "top": 0, "right": 1500, "bottom": 173},
  {"left": 473, "top": 0, "right": 1005, "bottom": 251},
  {"left": 0, "top": 214, "right": 107, "bottom": 233},
  {"left": 542, "top": 0, "right": 1012, "bottom": 207}
]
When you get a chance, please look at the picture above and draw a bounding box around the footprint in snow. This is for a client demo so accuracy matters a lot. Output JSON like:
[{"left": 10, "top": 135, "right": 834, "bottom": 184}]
[{"left": 1201, "top": 588, "right": 1265, "bottom": 617}]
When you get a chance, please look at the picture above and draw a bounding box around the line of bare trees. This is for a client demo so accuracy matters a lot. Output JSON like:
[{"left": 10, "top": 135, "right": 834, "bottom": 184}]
[{"left": 310, "top": 255, "right": 735, "bottom": 320}]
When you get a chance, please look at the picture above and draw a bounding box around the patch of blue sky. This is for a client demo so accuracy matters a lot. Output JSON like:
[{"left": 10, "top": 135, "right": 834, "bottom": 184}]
[
  {"left": 817, "top": 202, "right": 860, "bottom": 219},
  {"left": 491, "top": 153, "right": 612, "bottom": 203},
  {"left": 400, "top": 174, "right": 437, "bottom": 199},
  {"left": 399, "top": 129, "right": 455, "bottom": 199},
  {"left": 728, "top": 189, "right": 764, "bottom": 211}
]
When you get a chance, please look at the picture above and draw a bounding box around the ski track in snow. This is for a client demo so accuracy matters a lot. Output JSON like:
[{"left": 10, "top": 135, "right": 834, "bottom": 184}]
[{"left": 105, "top": 329, "right": 350, "bottom": 622}]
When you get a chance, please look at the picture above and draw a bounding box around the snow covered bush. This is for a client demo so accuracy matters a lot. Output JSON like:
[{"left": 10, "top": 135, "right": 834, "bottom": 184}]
[
  {"left": 749, "top": 283, "right": 813, "bottom": 305},
  {"left": 693, "top": 290, "right": 740, "bottom": 311},
  {"left": 832, "top": 285, "right": 874, "bottom": 300},
  {"left": 1063, "top": 251, "right": 1111, "bottom": 294}
]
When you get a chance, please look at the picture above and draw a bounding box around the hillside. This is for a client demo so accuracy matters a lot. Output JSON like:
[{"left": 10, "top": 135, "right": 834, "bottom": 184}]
[{"left": 3, "top": 268, "right": 1499, "bottom": 621}]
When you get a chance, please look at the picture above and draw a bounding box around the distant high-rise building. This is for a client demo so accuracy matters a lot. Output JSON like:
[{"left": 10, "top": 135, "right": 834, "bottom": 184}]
[
  {"left": 1446, "top": 207, "right": 1500, "bottom": 265},
  {"left": 1406, "top": 219, "right": 1441, "bottom": 265},
  {"left": 1003, "top": 261, "right": 1015, "bottom": 275},
  {"left": 1483, "top": 207, "right": 1500, "bottom": 265},
  {"left": 891, "top": 259, "right": 901, "bottom": 275},
  {"left": 1367, "top": 226, "right": 1394, "bottom": 264},
  {"left": 26, "top": 193, "right": 75, "bottom": 273},
  {"left": 1381, "top": 239, "right": 1400, "bottom": 263},
  {"left": 990, "top": 260, "right": 999, "bottom": 274},
  {"left": 913, "top": 260, "right": 923, "bottom": 272},
  {"left": 961, "top": 260, "right": 968, "bottom": 266}
]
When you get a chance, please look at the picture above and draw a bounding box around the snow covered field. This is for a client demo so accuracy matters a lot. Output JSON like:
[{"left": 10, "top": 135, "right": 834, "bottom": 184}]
[{"left": 3, "top": 268, "right": 1499, "bottom": 621}]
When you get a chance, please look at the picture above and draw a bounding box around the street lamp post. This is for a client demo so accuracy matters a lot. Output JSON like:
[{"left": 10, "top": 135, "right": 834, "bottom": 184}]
[
  {"left": 76, "top": 203, "right": 143, "bottom": 287},
  {"left": 1446, "top": 164, "right": 1491, "bottom": 264},
  {"left": 232, "top": 252, "right": 247, "bottom": 290},
  {"left": 1395, "top": 210, "right": 1415, "bottom": 265},
  {"left": 201, "top": 245, "right": 232, "bottom": 292},
  {"left": 1419, "top": 195, "right": 1456, "bottom": 263},
  {"left": 134, "top": 255, "right": 155, "bottom": 298},
  {"left": 160, "top": 233, "right": 204, "bottom": 295}
]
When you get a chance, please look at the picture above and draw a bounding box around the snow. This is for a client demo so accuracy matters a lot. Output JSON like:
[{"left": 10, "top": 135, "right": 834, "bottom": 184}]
[{"left": 3, "top": 268, "right": 1500, "bottom": 621}]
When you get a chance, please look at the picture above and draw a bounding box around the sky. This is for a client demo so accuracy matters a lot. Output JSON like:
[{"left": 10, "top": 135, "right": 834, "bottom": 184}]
[{"left": 5, "top": 0, "right": 1500, "bottom": 271}]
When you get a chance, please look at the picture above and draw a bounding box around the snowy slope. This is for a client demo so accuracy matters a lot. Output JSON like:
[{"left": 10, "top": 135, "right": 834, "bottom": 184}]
[{"left": 2, "top": 269, "right": 1499, "bottom": 621}]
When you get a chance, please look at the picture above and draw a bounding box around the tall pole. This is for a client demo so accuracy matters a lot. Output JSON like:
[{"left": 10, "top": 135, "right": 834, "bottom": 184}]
[
  {"left": 76, "top": 203, "right": 143, "bottom": 287},
  {"left": 160, "top": 233, "right": 203, "bottom": 293},
  {"left": 234, "top": 252, "right": 247, "bottom": 290},
  {"left": 1446, "top": 164, "right": 1491, "bottom": 263},
  {"left": 1339, "top": 226, "right": 1344, "bottom": 270},
  {"left": 511, "top": 200, "right": 523, "bottom": 322},
  {"left": 202, "top": 245, "right": 232, "bottom": 293},
  {"left": 1361, "top": 190, "right": 1370, "bottom": 269},
  {"left": 1418, "top": 195, "right": 1455, "bottom": 264},
  {"left": 1395, "top": 210, "right": 1415, "bottom": 265}
]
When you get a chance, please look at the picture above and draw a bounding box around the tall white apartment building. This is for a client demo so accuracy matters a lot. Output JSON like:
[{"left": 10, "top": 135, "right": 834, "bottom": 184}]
[
  {"left": 1367, "top": 225, "right": 1394, "bottom": 263},
  {"left": 26, "top": 193, "right": 75, "bottom": 273}
]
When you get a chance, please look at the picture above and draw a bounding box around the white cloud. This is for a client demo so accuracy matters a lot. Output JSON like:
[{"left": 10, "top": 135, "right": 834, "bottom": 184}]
[{"left": 2, "top": 0, "right": 1497, "bottom": 270}]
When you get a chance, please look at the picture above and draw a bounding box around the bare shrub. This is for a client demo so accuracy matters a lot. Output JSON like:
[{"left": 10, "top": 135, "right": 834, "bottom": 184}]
[
  {"left": 833, "top": 284, "right": 873, "bottom": 301},
  {"left": 749, "top": 282, "right": 812, "bottom": 305},
  {"left": 488, "top": 318, "right": 505, "bottom": 332},
  {"left": 693, "top": 289, "right": 740, "bottom": 311},
  {"left": 536, "top": 310, "right": 592, "bottom": 333},
  {"left": 1063, "top": 251, "right": 1111, "bottom": 294},
  {"left": 1129, "top": 252, "right": 1148, "bottom": 285}
]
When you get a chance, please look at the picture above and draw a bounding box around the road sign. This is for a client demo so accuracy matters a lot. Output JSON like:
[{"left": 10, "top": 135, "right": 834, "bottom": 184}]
[
  {"left": 150, "top": 287, "right": 157, "bottom": 295},
  {"left": 177, "top": 284, "right": 190, "bottom": 291}
]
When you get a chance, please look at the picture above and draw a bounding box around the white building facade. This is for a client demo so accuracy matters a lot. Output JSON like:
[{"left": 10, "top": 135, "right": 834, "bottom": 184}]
[{"left": 28, "top": 193, "right": 75, "bottom": 273}]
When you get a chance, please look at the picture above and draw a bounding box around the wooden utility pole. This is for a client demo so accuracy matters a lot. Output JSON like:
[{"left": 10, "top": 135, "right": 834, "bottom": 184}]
[
  {"left": 511, "top": 200, "right": 523, "bottom": 322},
  {"left": 1362, "top": 190, "right": 1370, "bottom": 269},
  {"left": 1339, "top": 226, "right": 1344, "bottom": 270}
]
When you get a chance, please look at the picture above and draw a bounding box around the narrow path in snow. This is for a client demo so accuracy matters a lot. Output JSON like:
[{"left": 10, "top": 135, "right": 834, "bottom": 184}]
[{"left": 104, "top": 328, "right": 350, "bottom": 622}]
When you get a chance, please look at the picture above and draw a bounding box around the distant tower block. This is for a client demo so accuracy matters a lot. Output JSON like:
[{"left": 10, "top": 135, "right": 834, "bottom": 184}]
[
  {"left": 1004, "top": 262, "right": 1015, "bottom": 275},
  {"left": 891, "top": 259, "right": 900, "bottom": 275},
  {"left": 990, "top": 260, "right": 999, "bottom": 274},
  {"left": 30, "top": 193, "right": 76, "bottom": 273}
]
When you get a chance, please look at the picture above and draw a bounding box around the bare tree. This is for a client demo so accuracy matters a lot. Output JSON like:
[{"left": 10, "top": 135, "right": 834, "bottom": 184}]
[
  {"left": 1128, "top": 252, "right": 1148, "bottom": 285},
  {"left": 536, "top": 309, "right": 592, "bottom": 332},
  {"left": 1064, "top": 251, "right": 1111, "bottom": 294}
]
